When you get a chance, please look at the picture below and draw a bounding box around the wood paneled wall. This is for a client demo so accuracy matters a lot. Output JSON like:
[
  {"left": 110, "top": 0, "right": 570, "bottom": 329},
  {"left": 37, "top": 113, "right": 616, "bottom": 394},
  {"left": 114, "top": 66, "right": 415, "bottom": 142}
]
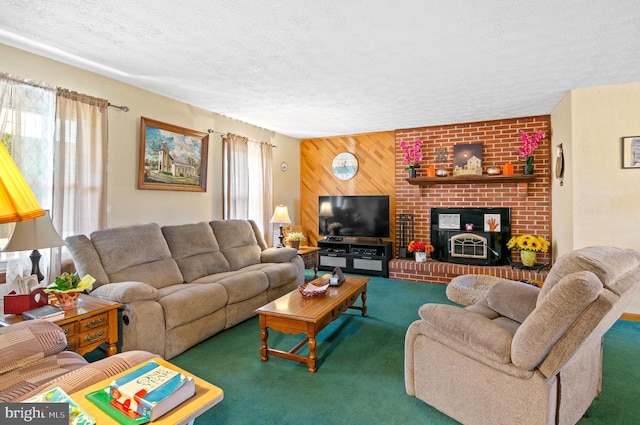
[{"left": 300, "top": 131, "right": 396, "bottom": 246}]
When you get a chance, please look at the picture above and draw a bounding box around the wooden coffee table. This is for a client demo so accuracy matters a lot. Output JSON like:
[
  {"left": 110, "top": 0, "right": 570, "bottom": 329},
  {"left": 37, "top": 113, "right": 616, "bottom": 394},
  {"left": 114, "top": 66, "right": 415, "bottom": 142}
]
[
  {"left": 0, "top": 294, "right": 121, "bottom": 356},
  {"left": 71, "top": 357, "right": 223, "bottom": 425},
  {"left": 255, "top": 274, "right": 368, "bottom": 373}
]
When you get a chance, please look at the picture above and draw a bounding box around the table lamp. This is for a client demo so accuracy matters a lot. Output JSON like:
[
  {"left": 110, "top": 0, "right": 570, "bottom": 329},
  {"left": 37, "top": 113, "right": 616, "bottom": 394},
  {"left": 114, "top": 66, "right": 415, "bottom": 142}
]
[
  {"left": 269, "top": 204, "right": 291, "bottom": 247},
  {"left": 0, "top": 142, "right": 45, "bottom": 223},
  {"left": 2, "top": 210, "right": 66, "bottom": 282}
]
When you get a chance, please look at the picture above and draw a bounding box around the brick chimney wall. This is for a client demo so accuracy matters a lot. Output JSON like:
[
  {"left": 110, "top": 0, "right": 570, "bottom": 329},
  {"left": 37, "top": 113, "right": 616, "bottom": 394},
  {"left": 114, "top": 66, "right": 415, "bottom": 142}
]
[{"left": 395, "top": 115, "right": 552, "bottom": 265}]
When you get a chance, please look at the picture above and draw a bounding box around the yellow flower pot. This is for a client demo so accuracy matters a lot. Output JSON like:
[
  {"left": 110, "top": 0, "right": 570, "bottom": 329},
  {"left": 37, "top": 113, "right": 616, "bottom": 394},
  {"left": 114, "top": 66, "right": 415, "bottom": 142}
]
[{"left": 520, "top": 250, "right": 536, "bottom": 267}]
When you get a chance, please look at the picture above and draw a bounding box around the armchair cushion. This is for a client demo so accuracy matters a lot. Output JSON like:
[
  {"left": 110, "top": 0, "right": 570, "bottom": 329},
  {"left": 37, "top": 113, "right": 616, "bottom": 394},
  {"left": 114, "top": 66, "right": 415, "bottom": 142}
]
[
  {"left": 418, "top": 303, "right": 513, "bottom": 363},
  {"left": 512, "top": 271, "right": 603, "bottom": 370},
  {"left": 0, "top": 320, "right": 67, "bottom": 375},
  {"left": 539, "top": 246, "right": 640, "bottom": 303},
  {"left": 487, "top": 280, "right": 539, "bottom": 323}
]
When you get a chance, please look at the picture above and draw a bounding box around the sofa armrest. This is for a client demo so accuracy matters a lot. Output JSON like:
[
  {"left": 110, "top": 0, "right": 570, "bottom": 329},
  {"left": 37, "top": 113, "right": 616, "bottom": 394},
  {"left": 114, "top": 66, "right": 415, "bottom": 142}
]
[
  {"left": 261, "top": 247, "right": 298, "bottom": 263},
  {"left": 89, "top": 281, "right": 160, "bottom": 304},
  {"left": 0, "top": 320, "right": 67, "bottom": 374},
  {"left": 486, "top": 280, "right": 540, "bottom": 323},
  {"left": 417, "top": 303, "right": 513, "bottom": 363}
]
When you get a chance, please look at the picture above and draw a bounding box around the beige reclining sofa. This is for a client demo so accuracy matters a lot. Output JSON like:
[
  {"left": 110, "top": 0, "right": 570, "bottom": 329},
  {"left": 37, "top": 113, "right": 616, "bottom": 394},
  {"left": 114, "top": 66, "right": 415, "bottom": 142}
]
[
  {"left": 405, "top": 246, "right": 640, "bottom": 425},
  {"left": 66, "top": 219, "right": 304, "bottom": 359}
]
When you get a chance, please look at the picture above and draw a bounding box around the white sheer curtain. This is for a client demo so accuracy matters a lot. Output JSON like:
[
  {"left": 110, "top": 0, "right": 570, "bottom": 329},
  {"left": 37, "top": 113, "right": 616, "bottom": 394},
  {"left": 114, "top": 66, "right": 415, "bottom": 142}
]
[
  {"left": 223, "top": 133, "right": 274, "bottom": 244},
  {"left": 1, "top": 76, "right": 108, "bottom": 287},
  {"left": 52, "top": 89, "right": 108, "bottom": 274},
  {"left": 0, "top": 74, "right": 56, "bottom": 289}
]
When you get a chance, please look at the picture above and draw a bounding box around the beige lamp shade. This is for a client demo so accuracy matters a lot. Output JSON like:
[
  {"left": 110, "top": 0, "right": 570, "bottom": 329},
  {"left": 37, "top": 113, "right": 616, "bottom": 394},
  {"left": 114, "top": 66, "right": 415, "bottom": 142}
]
[
  {"left": 2, "top": 211, "right": 66, "bottom": 252},
  {"left": 269, "top": 204, "right": 291, "bottom": 225},
  {"left": 0, "top": 142, "right": 45, "bottom": 223}
]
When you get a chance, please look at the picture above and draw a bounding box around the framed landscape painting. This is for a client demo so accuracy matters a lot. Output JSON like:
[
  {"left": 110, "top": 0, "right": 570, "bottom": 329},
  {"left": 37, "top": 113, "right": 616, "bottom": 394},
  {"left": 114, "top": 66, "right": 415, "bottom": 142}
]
[{"left": 138, "top": 117, "right": 209, "bottom": 191}]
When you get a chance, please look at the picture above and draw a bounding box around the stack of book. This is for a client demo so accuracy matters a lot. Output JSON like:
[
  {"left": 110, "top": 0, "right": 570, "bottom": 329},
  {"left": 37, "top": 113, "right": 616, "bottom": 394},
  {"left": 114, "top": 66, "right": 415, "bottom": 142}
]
[{"left": 85, "top": 360, "right": 195, "bottom": 424}]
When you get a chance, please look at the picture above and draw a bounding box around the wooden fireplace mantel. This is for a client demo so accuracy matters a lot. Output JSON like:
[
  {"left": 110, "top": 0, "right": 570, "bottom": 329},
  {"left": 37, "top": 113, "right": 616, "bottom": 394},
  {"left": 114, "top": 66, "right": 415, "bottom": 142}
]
[{"left": 406, "top": 174, "right": 539, "bottom": 197}]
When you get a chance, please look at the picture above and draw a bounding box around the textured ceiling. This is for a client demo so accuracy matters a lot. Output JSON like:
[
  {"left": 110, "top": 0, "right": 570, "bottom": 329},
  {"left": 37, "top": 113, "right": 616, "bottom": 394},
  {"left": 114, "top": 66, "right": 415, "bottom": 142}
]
[{"left": 1, "top": 1, "right": 640, "bottom": 139}]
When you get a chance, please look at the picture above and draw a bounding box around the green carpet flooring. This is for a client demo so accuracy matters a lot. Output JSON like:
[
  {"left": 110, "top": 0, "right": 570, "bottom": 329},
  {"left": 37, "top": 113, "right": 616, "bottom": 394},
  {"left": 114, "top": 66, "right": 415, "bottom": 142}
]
[{"left": 161, "top": 273, "right": 640, "bottom": 425}]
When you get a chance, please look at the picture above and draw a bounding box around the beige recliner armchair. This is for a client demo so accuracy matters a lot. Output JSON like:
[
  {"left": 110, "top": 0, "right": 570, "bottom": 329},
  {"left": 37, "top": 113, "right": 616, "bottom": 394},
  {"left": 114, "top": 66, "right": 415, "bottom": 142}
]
[{"left": 405, "top": 246, "right": 640, "bottom": 425}]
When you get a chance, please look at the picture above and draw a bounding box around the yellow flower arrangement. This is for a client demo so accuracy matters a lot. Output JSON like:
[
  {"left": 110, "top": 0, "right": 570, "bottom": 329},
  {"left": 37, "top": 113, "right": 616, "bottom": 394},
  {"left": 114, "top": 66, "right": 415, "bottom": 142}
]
[{"left": 507, "top": 234, "right": 550, "bottom": 253}]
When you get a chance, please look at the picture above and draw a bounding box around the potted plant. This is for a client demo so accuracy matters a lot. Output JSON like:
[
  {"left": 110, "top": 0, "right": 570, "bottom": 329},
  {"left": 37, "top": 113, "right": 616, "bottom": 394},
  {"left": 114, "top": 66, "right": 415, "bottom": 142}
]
[
  {"left": 516, "top": 130, "right": 546, "bottom": 174},
  {"left": 400, "top": 139, "right": 424, "bottom": 178},
  {"left": 284, "top": 231, "right": 306, "bottom": 250},
  {"left": 44, "top": 272, "right": 95, "bottom": 310},
  {"left": 506, "top": 234, "right": 550, "bottom": 267},
  {"left": 408, "top": 240, "right": 434, "bottom": 263}
]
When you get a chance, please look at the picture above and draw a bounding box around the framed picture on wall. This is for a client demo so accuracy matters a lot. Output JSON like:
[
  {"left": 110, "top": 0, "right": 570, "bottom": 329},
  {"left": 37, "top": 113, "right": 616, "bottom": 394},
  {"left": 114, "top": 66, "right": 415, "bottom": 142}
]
[
  {"left": 138, "top": 117, "right": 209, "bottom": 191},
  {"left": 622, "top": 136, "right": 640, "bottom": 169}
]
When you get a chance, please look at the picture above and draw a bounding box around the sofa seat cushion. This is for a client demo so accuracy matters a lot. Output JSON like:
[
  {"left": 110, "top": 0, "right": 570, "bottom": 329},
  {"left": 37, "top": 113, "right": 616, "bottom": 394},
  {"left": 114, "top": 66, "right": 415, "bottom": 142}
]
[
  {"left": 158, "top": 284, "right": 228, "bottom": 330},
  {"left": 162, "top": 222, "right": 230, "bottom": 282},
  {"left": 90, "top": 223, "right": 183, "bottom": 289},
  {"left": 209, "top": 220, "right": 262, "bottom": 270},
  {"left": 0, "top": 351, "right": 87, "bottom": 403},
  {"left": 210, "top": 271, "right": 269, "bottom": 304},
  {"left": 241, "top": 262, "right": 300, "bottom": 289}
]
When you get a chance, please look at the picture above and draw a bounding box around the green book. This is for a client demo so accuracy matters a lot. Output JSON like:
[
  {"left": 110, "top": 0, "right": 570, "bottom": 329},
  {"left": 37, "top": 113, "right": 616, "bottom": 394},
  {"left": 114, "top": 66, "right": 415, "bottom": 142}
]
[
  {"left": 24, "top": 386, "right": 96, "bottom": 425},
  {"left": 84, "top": 388, "right": 149, "bottom": 425}
]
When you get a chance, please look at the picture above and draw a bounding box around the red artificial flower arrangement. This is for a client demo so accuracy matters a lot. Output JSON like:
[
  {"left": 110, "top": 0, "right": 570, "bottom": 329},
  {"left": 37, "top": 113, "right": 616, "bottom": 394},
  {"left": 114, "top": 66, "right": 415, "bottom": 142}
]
[{"left": 408, "top": 240, "right": 434, "bottom": 253}]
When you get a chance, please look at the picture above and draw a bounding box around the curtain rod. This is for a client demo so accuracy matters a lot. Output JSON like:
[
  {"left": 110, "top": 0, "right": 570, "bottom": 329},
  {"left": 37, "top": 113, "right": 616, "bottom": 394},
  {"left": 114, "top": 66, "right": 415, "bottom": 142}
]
[
  {"left": 108, "top": 102, "right": 129, "bottom": 112},
  {"left": 207, "top": 129, "right": 276, "bottom": 148}
]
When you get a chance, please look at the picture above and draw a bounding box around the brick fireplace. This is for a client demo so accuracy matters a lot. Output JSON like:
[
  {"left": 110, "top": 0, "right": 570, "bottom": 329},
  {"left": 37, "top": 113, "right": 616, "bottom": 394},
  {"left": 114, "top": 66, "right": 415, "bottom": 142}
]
[{"left": 390, "top": 116, "right": 551, "bottom": 283}]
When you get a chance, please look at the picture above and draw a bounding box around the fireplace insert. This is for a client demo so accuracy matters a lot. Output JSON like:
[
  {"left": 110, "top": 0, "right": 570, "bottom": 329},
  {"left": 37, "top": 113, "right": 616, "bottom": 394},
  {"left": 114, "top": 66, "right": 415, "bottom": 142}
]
[{"left": 430, "top": 207, "right": 511, "bottom": 265}]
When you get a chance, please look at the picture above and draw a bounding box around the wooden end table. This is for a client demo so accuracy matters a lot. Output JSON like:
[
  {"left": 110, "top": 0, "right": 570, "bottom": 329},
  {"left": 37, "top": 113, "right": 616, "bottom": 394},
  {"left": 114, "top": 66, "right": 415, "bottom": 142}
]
[
  {"left": 297, "top": 246, "right": 320, "bottom": 280},
  {"left": 0, "top": 293, "right": 121, "bottom": 356},
  {"left": 255, "top": 274, "right": 368, "bottom": 373},
  {"left": 71, "top": 357, "right": 224, "bottom": 425}
]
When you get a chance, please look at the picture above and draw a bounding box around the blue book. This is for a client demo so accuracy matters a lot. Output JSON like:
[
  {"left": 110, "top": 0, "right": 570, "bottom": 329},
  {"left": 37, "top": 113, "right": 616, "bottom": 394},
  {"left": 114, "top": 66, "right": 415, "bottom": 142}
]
[{"left": 108, "top": 360, "right": 195, "bottom": 421}]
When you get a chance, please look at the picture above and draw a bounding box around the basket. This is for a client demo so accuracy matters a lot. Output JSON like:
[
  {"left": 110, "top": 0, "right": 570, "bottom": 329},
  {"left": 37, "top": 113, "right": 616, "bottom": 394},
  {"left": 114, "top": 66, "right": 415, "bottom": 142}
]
[{"left": 298, "top": 282, "right": 327, "bottom": 299}]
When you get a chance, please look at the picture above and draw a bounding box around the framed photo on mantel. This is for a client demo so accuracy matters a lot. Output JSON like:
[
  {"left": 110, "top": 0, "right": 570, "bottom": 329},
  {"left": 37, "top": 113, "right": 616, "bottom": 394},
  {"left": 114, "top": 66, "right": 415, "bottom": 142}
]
[{"left": 138, "top": 117, "right": 209, "bottom": 191}]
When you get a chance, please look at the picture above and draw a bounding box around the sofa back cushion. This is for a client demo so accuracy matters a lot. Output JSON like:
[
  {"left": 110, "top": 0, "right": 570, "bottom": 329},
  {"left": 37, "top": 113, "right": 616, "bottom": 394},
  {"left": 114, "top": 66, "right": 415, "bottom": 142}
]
[
  {"left": 539, "top": 246, "right": 640, "bottom": 306},
  {"left": 209, "top": 220, "right": 262, "bottom": 270},
  {"left": 64, "top": 235, "right": 111, "bottom": 287},
  {"left": 90, "top": 223, "right": 183, "bottom": 289},
  {"left": 162, "top": 222, "right": 231, "bottom": 282}
]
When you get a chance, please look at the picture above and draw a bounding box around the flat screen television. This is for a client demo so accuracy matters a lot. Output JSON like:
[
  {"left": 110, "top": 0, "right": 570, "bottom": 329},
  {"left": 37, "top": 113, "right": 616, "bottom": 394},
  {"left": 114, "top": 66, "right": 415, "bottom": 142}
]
[{"left": 318, "top": 195, "right": 390, "bottom": 239}]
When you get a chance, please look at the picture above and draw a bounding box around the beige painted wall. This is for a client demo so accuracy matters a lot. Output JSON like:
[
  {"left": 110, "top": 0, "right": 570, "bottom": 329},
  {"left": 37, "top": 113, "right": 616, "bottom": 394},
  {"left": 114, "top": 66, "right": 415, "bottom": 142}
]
[
  {"left": 550, "top": 91, "right": 574, "bottom": 261},
  {"left": 552, "top": 82, "right": 640, "bottom": 254},
  {"left": 552, "top": 82, "right": 640, "bottom": 314},
  {"left": 0, "top": 43, "right": 300, "bottom": 244}
]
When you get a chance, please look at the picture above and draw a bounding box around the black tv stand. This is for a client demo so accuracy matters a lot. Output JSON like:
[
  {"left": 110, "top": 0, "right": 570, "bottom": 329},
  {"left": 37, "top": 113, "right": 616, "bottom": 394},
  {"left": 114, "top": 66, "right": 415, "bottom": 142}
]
[{"left": 317, "top": 240, "right": 392, "bottom": 277}]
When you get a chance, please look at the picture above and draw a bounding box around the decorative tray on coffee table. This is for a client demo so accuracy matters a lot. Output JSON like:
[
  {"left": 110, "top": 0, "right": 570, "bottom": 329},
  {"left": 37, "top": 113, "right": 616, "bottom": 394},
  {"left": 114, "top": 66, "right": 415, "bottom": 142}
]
[{"left": 298, "top": 281, "right": 329, "bottom": 299}]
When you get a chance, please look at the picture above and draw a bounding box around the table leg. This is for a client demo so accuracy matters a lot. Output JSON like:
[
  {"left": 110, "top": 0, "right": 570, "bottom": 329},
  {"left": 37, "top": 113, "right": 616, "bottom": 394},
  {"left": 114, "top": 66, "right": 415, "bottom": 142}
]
[
  {"left": 260, "top": 326, "right": 269, "bottom": 361},
  {"left": 106, "top": 343, "right": 118, "bottom": 356},
  {"left": 307, "top": 337, "right": 317, "bottom": 373},
  {"left": 361, "top": 290, "right": 368, "bottom": 317}
]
